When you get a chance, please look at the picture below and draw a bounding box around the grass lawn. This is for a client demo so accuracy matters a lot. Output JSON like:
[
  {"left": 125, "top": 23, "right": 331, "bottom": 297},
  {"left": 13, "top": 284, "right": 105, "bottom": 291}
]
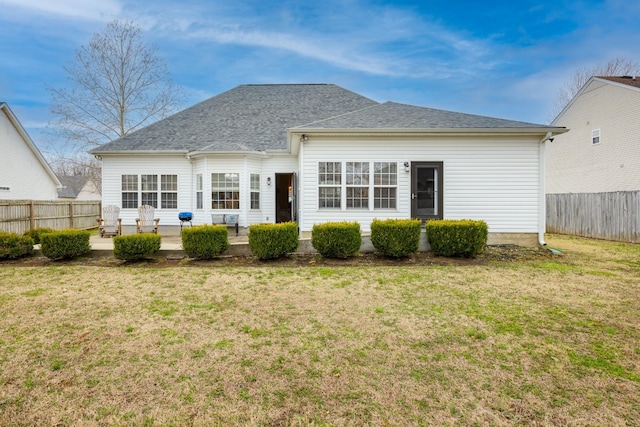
[{"left": 0, "top": 234, "right": 638, "bottom": 426}]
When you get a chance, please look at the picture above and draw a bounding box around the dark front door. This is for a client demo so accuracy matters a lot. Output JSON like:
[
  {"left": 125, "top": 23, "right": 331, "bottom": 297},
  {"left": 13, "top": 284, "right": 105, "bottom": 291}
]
[
  {"left": 411, "top": 162, "right": 443, "bottom": 221},
  {"left": 275, "top": 173, "right": 296, "bottom": 223}
]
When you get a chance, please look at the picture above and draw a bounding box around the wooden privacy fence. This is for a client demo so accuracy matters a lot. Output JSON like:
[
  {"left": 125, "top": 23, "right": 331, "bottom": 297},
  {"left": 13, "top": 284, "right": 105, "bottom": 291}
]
[
  {"left": 546, "top": 191, "right": 640, "bottom": 243},
  {"left": 0, "top": 200, "right": 101, "bottom": 235}
]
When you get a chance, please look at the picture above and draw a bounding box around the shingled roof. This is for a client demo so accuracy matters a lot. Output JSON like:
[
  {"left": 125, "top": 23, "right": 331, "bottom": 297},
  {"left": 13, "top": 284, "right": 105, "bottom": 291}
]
[
  {"left": 91, "top": 84, "right": 378, "bottom": 154},
  {"left": 597, "top": 76, "right": 640, "bottom": 89},
  {"left": 296, "top": 101, "right": 551, "bottom": 130},
  {"left": 92, "top": 84, "right": 559, "bottom": 155},
  {"left": 57, "top": 175, "right": 92, "bottom": 198}
]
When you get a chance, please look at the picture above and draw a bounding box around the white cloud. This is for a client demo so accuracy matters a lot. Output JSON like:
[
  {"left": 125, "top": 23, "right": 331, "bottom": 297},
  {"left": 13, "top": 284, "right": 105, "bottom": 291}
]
[
  {"left": 0, "top": 0, "right": 122, "bottom": 21},
  {"left": 158, "top": 4, "right": 496, "bottom": 80}
]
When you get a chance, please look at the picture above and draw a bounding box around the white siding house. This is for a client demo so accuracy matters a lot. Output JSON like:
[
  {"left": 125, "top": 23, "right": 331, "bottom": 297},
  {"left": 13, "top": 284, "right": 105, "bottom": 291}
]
[
  {"left": 548, "top": 76, "right": 640, "bottom": 193},
  {"left": 0, "top": 102, "right": 61, "bottom": 200},
  {"left": 546, "top": 76, "right": 640, "bottom": 243},
  {"left": 91, "top": 84, "right": 567, "bottom": 245}
]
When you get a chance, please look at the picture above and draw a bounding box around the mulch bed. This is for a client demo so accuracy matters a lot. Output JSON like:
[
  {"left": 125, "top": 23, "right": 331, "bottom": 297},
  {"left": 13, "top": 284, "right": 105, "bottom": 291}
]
[{"left": 2, "top": 245, "right": 556, "bottom": 268}]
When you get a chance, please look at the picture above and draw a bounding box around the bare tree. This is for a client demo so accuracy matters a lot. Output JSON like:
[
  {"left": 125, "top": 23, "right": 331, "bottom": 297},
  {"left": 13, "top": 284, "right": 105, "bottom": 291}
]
[
  {"left": 551, "top": 57, "right": 640, "bottom": 121},
  {"left": 47, "top": 20, "right": 183, "bottom": 172}
]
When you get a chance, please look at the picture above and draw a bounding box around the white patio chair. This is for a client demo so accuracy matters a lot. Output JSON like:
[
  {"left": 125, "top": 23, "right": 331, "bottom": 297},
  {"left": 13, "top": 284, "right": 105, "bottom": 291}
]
[
  {"left": 136, "top": 205, "right": 160, "bottom": 234},
  {"left": 97, "top": 205, "right": 122, "bottom": 237}
]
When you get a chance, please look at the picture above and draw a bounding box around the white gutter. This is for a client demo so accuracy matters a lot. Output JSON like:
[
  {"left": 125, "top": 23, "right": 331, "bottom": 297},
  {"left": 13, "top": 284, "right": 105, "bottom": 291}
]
[{"left": 538, "top": 132, "right": 553, "bottom": 246}]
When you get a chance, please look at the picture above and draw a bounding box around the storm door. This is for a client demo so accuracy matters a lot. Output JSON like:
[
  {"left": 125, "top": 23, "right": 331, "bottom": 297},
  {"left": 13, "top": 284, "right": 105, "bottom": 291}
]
[{"left": 411, "top": 162, "right": 443, "bottom": 221}]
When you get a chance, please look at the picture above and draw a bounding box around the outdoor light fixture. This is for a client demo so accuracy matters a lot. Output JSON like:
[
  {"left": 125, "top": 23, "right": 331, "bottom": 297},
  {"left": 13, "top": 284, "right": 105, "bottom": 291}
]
[
  {"left": 300, "top": 134, "right": 309, "bottom": 142},
  {"left": 404, "top": 161, "right": 410, "bottom": 173},
  {"left": 267, "top": 177, "right": 272, "bottom": 186}
]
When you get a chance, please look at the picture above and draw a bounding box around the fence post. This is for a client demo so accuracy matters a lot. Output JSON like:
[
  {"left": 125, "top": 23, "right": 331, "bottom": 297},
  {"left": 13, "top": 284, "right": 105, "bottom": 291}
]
[
  {"left": 69, "top": 202, "right": 75, "bottom": 229},
  {"left": 29, "top": 201, "right": 35, "bottom": 231}
]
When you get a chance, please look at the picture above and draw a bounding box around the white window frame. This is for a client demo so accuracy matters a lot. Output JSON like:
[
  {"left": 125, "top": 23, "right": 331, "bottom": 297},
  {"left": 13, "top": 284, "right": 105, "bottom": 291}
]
[
  {"left": 121, "top": 175, "right": 138, "bottom": 209},
  {"left": 592, "top": 128, "right": 601, "bottom": 145},
  {"left": 196, "top": 174, "right": 203, "bottom": 210},
  {"left": 161, "top": 175, "right": 178, "bottom": 209},
  {"left": 211, "top": 173, "right": 240, "bottom": 210},
  {"left": 250, "top": 173, "right": 260, "bottom": 210},
  {"left": 373, "top": 162, "right": 397, "bottom": 209},
  {"left": 346, "top": 162, "right": 369, "bottom": 209},
  {"left": 141, "top": 174, "right": 158, "bottom": 207},
  {"left": 318, "top": 161, "right": 398, "bottom": 211},
  {"left": 318, "top": 162, "right": 342, "bottom": 209}
]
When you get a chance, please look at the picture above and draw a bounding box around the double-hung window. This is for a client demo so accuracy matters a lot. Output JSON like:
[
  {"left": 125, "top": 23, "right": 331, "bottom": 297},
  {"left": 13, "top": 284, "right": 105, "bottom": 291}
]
[
  {"left": 346, "top": 162, "right": 369, "bottom": 209},
  {"left": 161, "top": 175, "right": 178, "bottom": 209},
  {"left": 373, "top": 162, "right": 397, "bottom": 209},
  {"left": 196, "top": 174, "right": 203, "bottom": 209},
  {"left": 592, "top": 129, "right": 601, "bottom": 145},
  {"left": 141, "top": 174, "right": 158, "bottom": 207},
  {"left": 211, "top": 173, "right": 240, "bottom": 209},
  {"left": 250, "top": 174, "right": 260, "bottom": 210},
  {"left": 318, "top": 162, "right": 341, "bottom": 208},
  {"left": 121, "top": 175, "right": 138, "bottom": 208}
]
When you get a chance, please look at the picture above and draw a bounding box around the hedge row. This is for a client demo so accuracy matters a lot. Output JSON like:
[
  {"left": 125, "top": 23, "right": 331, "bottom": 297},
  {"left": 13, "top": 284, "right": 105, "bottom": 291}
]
[{"left": 0, "top": 218, "right": 490, "bottom": 262}]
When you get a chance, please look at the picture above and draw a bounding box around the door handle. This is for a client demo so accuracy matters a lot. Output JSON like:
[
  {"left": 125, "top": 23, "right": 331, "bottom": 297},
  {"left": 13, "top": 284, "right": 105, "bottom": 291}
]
[{"left": 411, "top": 193, "right": 417, "bottom": 200}]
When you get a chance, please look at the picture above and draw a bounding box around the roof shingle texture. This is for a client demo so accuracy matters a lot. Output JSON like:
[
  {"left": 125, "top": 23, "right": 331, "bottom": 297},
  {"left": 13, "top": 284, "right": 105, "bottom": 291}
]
[
  {"left": 93, "top": 84, "right": 378, "bottom": 153},
  {"left": 57, "top": 176, "right": 90, "bottom": 198},
  {"left": 298, "top": 101, "right": 550, "bottom": 129},
  {"left": 598, "top": 76, "right": 640, "bottom": 89}
]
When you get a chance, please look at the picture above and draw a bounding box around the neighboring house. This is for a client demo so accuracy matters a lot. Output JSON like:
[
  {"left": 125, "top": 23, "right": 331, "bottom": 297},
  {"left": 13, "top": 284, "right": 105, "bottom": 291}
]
[
  {"left": 91, "top": 84, "right": 567, "bottom": 245},
  {"left": 547, "top": 76, "right": 640, "bottom": 242},
  {"left": 57, "top": 175, "right": 101, "bottom": 200},
  {"left": 0, "top": 102, "right": 62, "bottom": 200}
]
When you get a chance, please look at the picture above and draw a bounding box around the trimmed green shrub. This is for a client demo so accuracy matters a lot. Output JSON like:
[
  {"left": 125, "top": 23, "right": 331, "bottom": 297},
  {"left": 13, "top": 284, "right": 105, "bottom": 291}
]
[
  {"left": 248, "top": 222, "right": 299, "bottom": 260},
  {"left": 23, "top": 227, "right": 55, "bottom": 245},
  {"left": 370, "top": 218, "right": 422, "bottom": 258},
  {"left": 311, "top": 221, "right": 361, "bottom": 258},
  {"left": 40, "top": 229, "right": 91, "bottom": 260},
  {"left": 425, "top": 219, "right": 488, "bottom": 258},
  {"left": 181, "top": 225, "right": 229, "bottom": 259},
  {"left": 0, "top": 232, "right": 34, "bottom": 259},
  {"left": 113, "top": 234, "right": 162, "bottom": 261}
]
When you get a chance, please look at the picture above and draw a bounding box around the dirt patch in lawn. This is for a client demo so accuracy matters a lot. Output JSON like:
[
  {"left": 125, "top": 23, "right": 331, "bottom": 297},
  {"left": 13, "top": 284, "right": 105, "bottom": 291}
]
[{"left": 2, "top": 244, "right": 554, "bottom": 268}]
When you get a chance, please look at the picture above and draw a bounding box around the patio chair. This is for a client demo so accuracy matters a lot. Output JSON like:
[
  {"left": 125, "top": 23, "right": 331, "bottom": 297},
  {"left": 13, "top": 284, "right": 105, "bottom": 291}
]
[
  {"left": 136, "top": 205, "right": 160, "bottom": 234},
  {"left": 97, "top": 205, "right": 122, "bottom": 237}
]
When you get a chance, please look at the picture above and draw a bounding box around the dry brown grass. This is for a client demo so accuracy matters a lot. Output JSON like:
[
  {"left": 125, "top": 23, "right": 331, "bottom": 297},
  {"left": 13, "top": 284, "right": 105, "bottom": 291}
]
[{"left": 0, "top": 234, "right": 639, "bottom": 426}]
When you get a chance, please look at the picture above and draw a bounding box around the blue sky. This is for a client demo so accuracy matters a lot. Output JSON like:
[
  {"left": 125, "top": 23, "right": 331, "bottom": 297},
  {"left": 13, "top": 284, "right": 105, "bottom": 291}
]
[{"left": 1, "top": 0, "right": 639, "bottom": 155}]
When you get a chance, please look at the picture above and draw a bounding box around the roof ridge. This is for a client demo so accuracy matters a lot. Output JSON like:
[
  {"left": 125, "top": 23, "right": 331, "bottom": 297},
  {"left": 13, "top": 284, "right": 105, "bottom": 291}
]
[{"left": 294, "top": 101, "right": 381, "bottom": 128}]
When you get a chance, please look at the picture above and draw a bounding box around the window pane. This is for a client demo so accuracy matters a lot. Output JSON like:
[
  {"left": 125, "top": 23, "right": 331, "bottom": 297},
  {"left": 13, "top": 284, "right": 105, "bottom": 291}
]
[
  {"left": 161, "top": 175, "right": 177, "bottom": 191},
  {"left": 374, "top": 162, "right": 397, "bottom": 185},
  {"left": 346, "top": 162, "right": 369, "bottom": 185},
  {"left": 346, "top": 187, "right": 369, "bottom": 209},
  {"left": 196, "top": 174, "right": 203, "bottom": 191},
  {"left": 161, "top": 192, "right": 177, "bottom": 209},
  {"left": 122, "top": 175, "right": 137, "bottom": 191},
  {"left": 122, "top": 192, "right": 138, "bottom": 209},
  {"left": 196, "top": 192, "right": 203, "bottom": 210},
  {"left": 141, "top": 192, "right": 158, "bottom": 207},
  {"left": 374, "top": 187, "right": 396, "bottom": 209},
  {"left": 141, "top": 175, "right": 157, "bottom": 191},
  {"left": 250, "top": 174, "right": 260, "bottom": 191},
  {"left": 319, "top": 187, "right": 341, "bottom": 208},
  {"left": 251, "top": 192, "right": 260, "bottom": 209},
  {"left": 319, "top": 162, "right": 341, "bottom": 185},
  {"left": 211, "top": 173, "right": 240, "bottom": 209}
]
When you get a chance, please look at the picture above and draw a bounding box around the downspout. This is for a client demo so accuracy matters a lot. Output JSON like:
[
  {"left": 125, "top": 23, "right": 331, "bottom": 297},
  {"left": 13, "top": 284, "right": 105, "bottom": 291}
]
[
  {"left": 538, "top": 132, "right": 552, "bottom": 246},
  {"left": 186, "top": 153, "right": 193, "bottom": 223}
]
